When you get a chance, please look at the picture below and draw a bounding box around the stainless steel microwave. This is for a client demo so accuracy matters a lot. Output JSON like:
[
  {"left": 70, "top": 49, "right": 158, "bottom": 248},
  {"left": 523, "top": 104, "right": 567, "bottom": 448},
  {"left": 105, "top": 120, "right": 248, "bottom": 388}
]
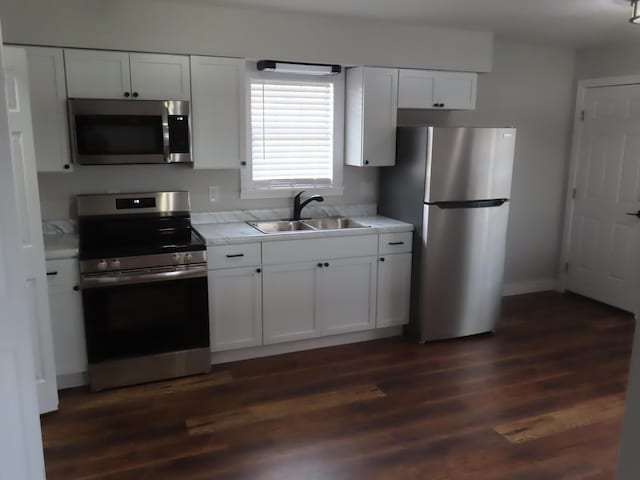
[{"left": 68, "top": 99, "right": 191, "bottom": 165}]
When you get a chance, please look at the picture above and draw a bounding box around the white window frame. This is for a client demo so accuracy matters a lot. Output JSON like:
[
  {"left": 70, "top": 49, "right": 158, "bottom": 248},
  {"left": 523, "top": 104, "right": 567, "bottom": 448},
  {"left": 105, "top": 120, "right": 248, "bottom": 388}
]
[{"left": 241, "top": 63, "right": 345, "bottom": 199}]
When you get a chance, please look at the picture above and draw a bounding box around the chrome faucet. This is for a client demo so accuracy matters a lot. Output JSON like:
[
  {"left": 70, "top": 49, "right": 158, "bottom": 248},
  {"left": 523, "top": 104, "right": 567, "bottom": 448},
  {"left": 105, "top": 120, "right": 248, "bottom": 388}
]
[{"left": 292, "top": 191, "right": 324, "bottom": 221}]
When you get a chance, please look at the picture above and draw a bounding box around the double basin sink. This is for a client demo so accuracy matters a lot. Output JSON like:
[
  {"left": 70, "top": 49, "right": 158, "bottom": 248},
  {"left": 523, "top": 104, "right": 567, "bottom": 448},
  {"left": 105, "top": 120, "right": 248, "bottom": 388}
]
[{"left": 248, "top": 217, "right": 368, "bottom": 234}]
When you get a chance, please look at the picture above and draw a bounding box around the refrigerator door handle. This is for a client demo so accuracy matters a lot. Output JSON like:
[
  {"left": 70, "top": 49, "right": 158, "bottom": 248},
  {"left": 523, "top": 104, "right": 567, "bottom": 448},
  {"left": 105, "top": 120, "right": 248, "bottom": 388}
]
[{"left": 427, "top": 199, "right": 508, "bottom": 210}]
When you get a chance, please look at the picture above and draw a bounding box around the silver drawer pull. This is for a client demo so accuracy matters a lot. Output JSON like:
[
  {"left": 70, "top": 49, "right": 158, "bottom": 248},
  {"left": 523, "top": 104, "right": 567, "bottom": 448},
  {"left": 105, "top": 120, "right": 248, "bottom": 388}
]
[
  {"left": 388, "top": 241, "right": 405, "bottom": 246},
  {"left": 226, "top": 254, "right": 245, "bottom": 258}
]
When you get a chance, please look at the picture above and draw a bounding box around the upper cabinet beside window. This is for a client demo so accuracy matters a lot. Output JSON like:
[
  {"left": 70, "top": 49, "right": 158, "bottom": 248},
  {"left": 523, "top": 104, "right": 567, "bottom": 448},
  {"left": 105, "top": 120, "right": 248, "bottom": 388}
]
[
  {"left": 191, "top": 56, "right": 245, "bottom": 170},
  {"left": 398, "top": 69, "right": 477, "bottom": 110},
  {"left": 345, "top": 67, "right": 398, "bottom": 167},
  {"left": 64, "top": 50, "right": 190, "bottom": 100}
]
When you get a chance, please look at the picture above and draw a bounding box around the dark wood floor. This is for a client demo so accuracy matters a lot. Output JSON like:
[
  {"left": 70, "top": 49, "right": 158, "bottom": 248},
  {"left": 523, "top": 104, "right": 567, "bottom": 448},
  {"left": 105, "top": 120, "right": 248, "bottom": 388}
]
[{"left": 41, "top": 292, "right": 635, "bottom": 480}]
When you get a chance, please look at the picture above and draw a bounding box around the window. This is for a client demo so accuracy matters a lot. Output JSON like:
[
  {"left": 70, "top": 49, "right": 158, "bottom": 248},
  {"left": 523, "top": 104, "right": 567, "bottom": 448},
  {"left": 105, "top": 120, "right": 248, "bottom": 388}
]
[{"left": 241, "top": 67, "right": 344, "bottom": 198}]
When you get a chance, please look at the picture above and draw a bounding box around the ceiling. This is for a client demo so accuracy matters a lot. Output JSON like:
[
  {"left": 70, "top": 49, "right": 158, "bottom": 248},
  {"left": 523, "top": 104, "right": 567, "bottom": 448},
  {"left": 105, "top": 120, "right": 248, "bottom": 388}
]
[{"left": 201, "top": 0, "right": 639, "bottom": 47}]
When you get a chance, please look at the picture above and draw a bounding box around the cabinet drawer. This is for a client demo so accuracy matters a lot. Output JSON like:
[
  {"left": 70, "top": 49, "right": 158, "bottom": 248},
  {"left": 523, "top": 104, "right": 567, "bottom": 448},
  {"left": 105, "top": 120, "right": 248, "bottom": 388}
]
[
  {"left": 263, "top": 235, "right": 378, "bottom": 265},
  {"left": 46, "top": 259, "right": 80, "bottom": 294},
  {"left": 208, "top": 243, "right": 261, "bottom": 269},
  {"left": 379, "top": 232, "right": 413, "bottom": 254}
]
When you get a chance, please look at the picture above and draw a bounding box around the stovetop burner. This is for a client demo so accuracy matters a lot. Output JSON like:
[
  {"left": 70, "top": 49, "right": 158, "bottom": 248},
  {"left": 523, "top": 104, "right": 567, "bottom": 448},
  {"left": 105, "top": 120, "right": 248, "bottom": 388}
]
[{"left": 77, "top": 192, "right": 206, "bottom": 271}]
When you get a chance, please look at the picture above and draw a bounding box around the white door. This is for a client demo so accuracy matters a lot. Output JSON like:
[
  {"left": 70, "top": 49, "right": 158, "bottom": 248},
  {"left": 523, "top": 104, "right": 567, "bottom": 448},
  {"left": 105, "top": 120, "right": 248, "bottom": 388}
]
[
  {"left": 4, "top": 46, "right": 59, "bottom": 413},
  {"left": 208, "top": 266, "right": 262, "bottom": 351},
  {"left": 64, "top": 49, "right": 131, "bottom": 99},
  {"left": 263, "top": 262, "right": 321, "bottom": 344},
  {"left": 319, "top": 256, "right": 377, "bottom": 336},
  {"left": 567, "top": 84, "right": 640, "bottom": 312},
  {"left": 376, "top": 253, "right": 412, "bottom": 328},
  {"left": 25, "top": 47, "right": 71, "bottom": 172},
  {"left": 363, "top": 67, "right": 398, "bottom": 167},
  {"left": 191, "top": 55, "right": 245, "bottom": 169},
  {"left": 129, "top": 53, "right": 191, "bottom": 100},
  {"left": 0, "top": 31, "right": 47, "bottom": 479}
]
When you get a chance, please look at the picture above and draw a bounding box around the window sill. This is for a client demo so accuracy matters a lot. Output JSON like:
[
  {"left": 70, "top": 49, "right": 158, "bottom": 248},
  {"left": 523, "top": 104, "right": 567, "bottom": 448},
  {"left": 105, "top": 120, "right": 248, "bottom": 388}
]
[{"left": 240, "top": 185, "right": 344, "bottom": 200}]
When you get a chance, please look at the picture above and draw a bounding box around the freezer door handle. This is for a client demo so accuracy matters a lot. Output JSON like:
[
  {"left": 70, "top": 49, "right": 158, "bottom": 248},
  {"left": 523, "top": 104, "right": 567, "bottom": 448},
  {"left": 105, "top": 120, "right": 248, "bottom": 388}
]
[{"left": 428, "top": 199, "right": 508, "bottom": 210}]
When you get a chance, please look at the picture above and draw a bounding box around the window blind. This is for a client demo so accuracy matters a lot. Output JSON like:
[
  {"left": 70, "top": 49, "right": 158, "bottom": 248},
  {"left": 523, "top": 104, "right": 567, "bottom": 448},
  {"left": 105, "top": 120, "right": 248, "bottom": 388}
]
[{"left": 250, "top": 80, "right": 334, "bottom": 186}]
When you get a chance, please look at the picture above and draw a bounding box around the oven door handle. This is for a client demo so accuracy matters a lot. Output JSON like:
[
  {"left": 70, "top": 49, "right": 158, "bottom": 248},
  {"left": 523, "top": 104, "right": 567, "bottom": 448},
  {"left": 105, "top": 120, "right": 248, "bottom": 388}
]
[{"left": 80, "top": 265, "right": 207, "bottom": 289}]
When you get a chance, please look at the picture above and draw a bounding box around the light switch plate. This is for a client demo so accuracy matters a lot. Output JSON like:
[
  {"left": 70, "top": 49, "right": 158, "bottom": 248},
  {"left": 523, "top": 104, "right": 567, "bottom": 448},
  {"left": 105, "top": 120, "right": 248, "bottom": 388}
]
[{"left": 209, "top": 185, "right": 220, "bottom": 202}]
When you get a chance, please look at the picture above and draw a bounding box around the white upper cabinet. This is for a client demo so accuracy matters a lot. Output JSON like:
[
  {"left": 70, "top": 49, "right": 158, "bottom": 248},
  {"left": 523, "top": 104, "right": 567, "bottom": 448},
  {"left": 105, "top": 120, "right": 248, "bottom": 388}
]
[
  {"left": 129, "top": 53, "right": 190, "bottom": 100},
  {"left": 190, "top": 56, "right": 245, "bottom": 169},
  {"left": 65, "top": 50, "right": 131, "bottom": 99},
  {"left": 346, "top": 66, "right": 398, "bottom": 167},
  {"left": 65, "top": 50, "right": 190, "bottom": 100},
  {"left": 398, "top": 69, "right": 477, "bottom": 110},
  {"left": 24, "top": 47, "right": 72, "bottom": 172}
]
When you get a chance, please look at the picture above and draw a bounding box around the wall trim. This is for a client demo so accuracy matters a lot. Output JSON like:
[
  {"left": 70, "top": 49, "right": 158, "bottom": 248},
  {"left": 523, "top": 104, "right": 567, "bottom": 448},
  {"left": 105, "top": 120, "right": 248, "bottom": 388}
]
[
  {"left": 558, "top": 74, "right": 640, "bottom": 295},
  {"left": 502, "top": 279, "right": 557, "bottom": 297}
]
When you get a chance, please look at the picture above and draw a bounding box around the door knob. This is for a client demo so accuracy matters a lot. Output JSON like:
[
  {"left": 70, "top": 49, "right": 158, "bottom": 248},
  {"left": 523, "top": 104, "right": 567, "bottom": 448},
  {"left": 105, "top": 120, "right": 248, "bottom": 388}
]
[{"left": 626, "top": 211, "right": 640, "bottom": 218}]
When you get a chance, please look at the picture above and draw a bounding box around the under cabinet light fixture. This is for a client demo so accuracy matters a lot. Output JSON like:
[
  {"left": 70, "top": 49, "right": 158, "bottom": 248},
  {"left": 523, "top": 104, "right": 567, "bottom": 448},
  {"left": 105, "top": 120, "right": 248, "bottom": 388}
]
[
  {"left": 631, "top": 0, "right": 640, "bottom": 24},
  {"left": 257, "top": 60, "right": 341, "bottom": 76}
]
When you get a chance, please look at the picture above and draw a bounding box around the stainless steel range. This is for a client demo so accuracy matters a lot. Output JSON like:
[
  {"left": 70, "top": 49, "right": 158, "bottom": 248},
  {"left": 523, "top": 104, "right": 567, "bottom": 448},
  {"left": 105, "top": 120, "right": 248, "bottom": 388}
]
[{"left": 77, "top": 191, "right": 210, "bottom": 391}]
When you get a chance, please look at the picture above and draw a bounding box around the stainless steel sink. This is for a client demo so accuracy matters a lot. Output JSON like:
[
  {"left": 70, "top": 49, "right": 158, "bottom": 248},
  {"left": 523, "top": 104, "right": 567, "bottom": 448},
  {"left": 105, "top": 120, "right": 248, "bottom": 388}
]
[
  {"left": 248, "top": 217, "right": 369, "bottom": 234},
  {"left": 248, "top": 220, "right": 316, "bottom": 234},
  {"left": 303, "top": 217, "right": 368, "bottom": 230}
]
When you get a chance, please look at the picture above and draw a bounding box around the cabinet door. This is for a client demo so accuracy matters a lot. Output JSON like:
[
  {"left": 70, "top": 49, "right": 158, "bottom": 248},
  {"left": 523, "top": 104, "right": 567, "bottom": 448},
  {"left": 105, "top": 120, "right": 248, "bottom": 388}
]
[
  {"left": 4, "top": 47, "right": 58, "bottom": 413},
  {"left": 319, "top": 256, "right": 377, "bottom": 336},
  {"left": 46, "top": 259, "right": 86, "bottom": 376},
  {"left": 377, "top": 253, "right": 412, "bottom": 328},
  {"left": 362, "top": 67, "right": 398, "bottom": 167},
  {"left": 208, "top": 267, "right": 262, "bottom": 351},
  {"left": 398, "top": 69, "right": 436, "bottom": 109},
  {"left": 433, "top": 72, "right": 477, "bottom": 110},
  {"left": 24, "top": 47, "right": 72, "bottom": 172},
  {"left": 64, "top": 49, "right": 131, "bottom": 99},
  {"left": 129, "top": 53, "right": 190, "bottom": 100},
  {"left": 191, "top": 56, "right": 244, "bottom": 169},
  {"left": 263, "top": 262, "right": 321, "bottom": 344}
]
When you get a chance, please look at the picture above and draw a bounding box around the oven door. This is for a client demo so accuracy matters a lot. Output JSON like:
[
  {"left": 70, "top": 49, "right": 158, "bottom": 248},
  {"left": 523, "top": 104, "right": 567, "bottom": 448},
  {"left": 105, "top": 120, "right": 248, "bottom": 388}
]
[{"left": 80, "top": 265, "right": 210, "bottom": 365}]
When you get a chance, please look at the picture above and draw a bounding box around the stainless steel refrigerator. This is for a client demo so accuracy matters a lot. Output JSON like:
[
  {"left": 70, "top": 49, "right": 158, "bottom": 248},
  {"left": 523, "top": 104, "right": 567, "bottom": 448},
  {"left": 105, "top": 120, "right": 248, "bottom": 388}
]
[{"left": 379, "top": 126, "right": 516, "bottom": 342}]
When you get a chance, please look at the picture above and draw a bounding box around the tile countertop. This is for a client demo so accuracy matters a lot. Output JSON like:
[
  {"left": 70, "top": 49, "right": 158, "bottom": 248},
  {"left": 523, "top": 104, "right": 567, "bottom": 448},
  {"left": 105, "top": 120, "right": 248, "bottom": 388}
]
[
  {"left": 197, "top": 216, "right": 414, "bottom": 246},
  {"left": 43, "top": 234, "right": 79, "bottom": 260}
]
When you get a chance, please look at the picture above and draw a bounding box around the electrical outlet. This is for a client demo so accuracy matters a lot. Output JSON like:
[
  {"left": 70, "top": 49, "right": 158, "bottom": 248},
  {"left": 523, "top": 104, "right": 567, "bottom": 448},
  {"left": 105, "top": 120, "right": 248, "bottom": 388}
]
[{"left": 209, "top": 185, "right": 220, "bottom": 203}]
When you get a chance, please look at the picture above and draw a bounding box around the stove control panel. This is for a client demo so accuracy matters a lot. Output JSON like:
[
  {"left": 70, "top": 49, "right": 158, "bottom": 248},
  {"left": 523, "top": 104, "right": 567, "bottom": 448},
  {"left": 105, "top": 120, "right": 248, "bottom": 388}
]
[{"left": 80, "top": 250, "right": 207, "bottom": 274}]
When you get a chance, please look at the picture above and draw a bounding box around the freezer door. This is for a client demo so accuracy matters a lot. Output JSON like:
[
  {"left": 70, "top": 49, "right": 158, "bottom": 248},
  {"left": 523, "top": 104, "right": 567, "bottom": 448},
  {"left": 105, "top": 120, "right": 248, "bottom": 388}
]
[
  {"left": 426, "top": 127, "right": 516, "bottom": 203},
  {"left": 418, "top": 203, "right": 510, "bottom": 341}
]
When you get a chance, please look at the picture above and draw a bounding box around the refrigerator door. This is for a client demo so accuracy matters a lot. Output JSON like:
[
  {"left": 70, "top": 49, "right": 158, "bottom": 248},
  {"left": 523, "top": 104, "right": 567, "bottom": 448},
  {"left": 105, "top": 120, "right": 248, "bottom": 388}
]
[
  {"left": 418, "top": 202, "right": 510, "bottom": 342},
  {"left": 426, "top": 127, "right": 516, "bottom": 203}
]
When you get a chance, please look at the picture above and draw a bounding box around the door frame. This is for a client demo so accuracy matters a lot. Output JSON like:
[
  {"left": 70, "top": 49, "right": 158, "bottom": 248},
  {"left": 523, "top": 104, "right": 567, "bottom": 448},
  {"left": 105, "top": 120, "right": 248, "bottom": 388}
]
[{"left": 558, "top": 74, "right": 640, "bottom": 317}]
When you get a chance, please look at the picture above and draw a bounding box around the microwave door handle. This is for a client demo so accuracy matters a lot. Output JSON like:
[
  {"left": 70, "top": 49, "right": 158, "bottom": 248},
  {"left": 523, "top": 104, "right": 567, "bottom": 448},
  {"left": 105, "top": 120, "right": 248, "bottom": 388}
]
[{"left": 162, "top": 108, "right": 171, "bottom": 162}]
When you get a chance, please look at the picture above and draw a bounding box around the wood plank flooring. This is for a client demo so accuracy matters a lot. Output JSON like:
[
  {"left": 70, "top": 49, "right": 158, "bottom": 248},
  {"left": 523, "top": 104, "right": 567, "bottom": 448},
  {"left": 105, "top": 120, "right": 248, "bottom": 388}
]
[{"left": 41, "top": 292, "right": 635, "bottom": 479}]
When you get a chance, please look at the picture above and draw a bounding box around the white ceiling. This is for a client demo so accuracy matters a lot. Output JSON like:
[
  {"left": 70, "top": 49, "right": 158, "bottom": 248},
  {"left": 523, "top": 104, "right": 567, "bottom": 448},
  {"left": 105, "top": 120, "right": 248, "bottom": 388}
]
[{"left": 202, "top": 0, "right": 640, "bottom": 47}]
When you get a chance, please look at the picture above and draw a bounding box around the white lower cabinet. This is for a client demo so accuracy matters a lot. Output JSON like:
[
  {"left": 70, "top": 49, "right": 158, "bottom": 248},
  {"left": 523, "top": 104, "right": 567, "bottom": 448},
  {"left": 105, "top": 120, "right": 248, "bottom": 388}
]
[
  {"left": 208, "top": 266, "right": 262, "bottom": 351},
  {"left": 46, "top": 259, "right": 87, "bottom": 378},
  {"left": 319, "top": 256, "right": 377, "bottom": 336},
  {"left": 376, "top": 253, "right": 412, "bottom": 327},
  {"left": 263, "top": 261, "right": 320, "bottom": 344}
]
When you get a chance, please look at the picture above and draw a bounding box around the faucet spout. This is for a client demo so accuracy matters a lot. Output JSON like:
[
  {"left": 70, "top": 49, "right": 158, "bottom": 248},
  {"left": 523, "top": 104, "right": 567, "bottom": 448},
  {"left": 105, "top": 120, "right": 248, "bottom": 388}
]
[{"left": 292, "top": 191, "right": 324, "bottom": 221}]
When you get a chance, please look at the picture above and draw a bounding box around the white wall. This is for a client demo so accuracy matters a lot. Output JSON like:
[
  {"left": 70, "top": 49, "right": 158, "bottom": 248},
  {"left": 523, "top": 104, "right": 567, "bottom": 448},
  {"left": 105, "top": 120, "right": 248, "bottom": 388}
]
[
  {"left": 398, "top": 39, "right": 576, "bottom": 290},
  {"left": 576, "top": 40, "right": 640, "bottom": 80},
  {"left": 38, "top": 166, "right": 378, "bottom": 219},
  {"left": 0, "top": 0, "right": 493, "bottom": 72}
]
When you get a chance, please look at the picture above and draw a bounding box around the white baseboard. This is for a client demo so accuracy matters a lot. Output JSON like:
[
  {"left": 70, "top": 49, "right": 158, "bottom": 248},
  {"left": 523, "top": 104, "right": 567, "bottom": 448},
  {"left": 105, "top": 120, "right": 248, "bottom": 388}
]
[
  {"left": 503, "top": 278, "right": 557, "bottom": 296},
  {"left": 211, "top": 326, "right": 403, "bottom": 365},
  {"left": 57, "top": 372, "right": 87, "bottom": 390}
]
